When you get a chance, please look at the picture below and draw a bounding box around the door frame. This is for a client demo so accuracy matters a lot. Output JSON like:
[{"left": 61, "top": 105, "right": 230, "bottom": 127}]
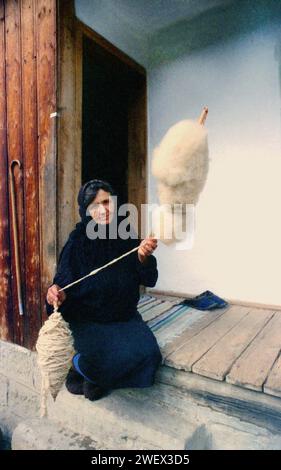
[{"left": 58, "top": 0, "right": 148, "bottom": 251}]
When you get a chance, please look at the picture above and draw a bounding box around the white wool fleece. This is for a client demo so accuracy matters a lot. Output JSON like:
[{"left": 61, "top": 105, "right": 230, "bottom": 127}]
[{"left": 151, "top": 120, "right": 209, "bottom": 206}]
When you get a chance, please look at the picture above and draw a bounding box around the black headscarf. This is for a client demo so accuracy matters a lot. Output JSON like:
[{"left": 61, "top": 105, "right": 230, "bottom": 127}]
[
  {"left": 66, "top": 179, "right": 138, "bottom": 276},
  {"left": 77, "top": 179, "right": 116, "bottom": 226}
]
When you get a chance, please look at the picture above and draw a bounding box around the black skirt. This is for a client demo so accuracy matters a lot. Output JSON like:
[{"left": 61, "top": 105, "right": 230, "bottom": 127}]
[{"left": 69, "top": 311, "right": 163, "bottom": 390}]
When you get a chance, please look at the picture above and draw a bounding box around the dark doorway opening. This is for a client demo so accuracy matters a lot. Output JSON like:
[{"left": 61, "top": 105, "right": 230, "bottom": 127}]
[
  {"left": 82, "top": 36, "right": 141, "bottom": 206},
  {"left": 58, "top": 13, "right": 147, "bottom": 245}
]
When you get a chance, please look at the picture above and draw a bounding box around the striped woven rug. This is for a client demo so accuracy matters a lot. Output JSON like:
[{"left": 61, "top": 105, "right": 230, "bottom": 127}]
[{"left": 137, "top": 294, "right": 209, "bottom": 349}]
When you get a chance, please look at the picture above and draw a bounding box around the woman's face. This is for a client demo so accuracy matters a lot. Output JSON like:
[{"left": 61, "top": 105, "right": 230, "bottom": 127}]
[{"left": 87, "top": 189, "right": 114, "bottom": 224}]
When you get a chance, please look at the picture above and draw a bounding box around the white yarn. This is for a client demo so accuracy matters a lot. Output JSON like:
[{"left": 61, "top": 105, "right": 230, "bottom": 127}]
[
  {"left": 151, "top": 119, "right": 209, "bottom": 243},
  {"left": 149, "top": 205, "right": 186, "bottom": 245},
  {"left": 152, "top": 119, "right": 209, "bottom": 204},
  {"left": 36, "top": 306, "right": 75, "bottom": 417}
]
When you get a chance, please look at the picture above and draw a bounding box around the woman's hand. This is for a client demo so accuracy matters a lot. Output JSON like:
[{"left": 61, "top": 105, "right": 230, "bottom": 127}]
[
  {"left": 46, "top": 284, "right": 66, "bottom": 307},
  {"left": 138, "top": 237, "right": 158, "bottom": 264}
]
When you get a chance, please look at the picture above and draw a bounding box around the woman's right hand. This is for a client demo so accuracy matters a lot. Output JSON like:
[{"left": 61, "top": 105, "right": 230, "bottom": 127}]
[{"left": 46, "top": 284, "right": 66, "bottom": 307}]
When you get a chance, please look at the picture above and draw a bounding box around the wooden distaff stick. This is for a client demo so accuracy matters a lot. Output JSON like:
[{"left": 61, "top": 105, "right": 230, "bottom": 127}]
[
  {"left": 198, "top": 106, "right": 208, "bottom": 126},
  {"left": 58, "top": 107, "right": 209, "bottom": 293},
  {"left": 58, "top": 245, "right": 140, "bottom": 292}
]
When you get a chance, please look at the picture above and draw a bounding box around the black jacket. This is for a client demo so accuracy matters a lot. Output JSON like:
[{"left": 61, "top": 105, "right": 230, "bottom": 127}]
[{"left": 45, "top": 192, "right": 158, "bottom": 322}]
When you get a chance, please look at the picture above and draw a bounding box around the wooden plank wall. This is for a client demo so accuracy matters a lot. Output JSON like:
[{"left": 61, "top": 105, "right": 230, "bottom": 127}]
[
  {"left": 57, "top": 0, "right": 82, "bottom": 252},
  {"left": 0, "top": 0, "right": 13, "bottom": 342},
  {"left": 0, "top": 0, "right": 57, "bottom": 349}
]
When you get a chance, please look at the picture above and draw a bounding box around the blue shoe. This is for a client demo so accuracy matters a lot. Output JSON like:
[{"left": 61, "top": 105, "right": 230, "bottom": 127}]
[
  {"left": 203, "top": 290, "right": 228, "bottom": 308},
  {"left": 181, "top": 290, "right": 228, "bottom": 310}
]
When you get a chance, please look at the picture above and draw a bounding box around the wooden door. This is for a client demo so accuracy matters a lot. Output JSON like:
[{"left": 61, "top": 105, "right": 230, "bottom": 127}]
[{"left": 0, "top": 0, "right": 57, "bottom": 349}]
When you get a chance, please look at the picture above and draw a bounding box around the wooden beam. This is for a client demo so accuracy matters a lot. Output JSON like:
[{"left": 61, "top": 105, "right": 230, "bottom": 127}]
[
  {"left": 37, "top": 0, "right": 57, "bottom": 326},
  {"left": 21, "top": 0, "right": 42, "bottom": 349},
  {"left": 128, "top": 73, "right": 148, "bottom": 238},
  {"left": 57, "top": 0, "right": 82, "bottom": 252}
]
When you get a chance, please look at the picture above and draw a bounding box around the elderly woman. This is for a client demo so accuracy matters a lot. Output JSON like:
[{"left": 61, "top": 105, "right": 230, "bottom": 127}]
[{"left": 46, "top": 179, "right": 162, "bottom": 401}]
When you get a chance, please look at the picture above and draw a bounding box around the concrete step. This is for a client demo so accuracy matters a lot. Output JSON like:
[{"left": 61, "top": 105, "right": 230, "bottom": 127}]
[
  {"left": 12, "top": 418, "right": 100, "bottom": 450},
  {"left": 44, "top": 381, "right": 281, "bottom": 450},
  {"left": 46, "top": 384, "right": 200, "bottom": 450}
]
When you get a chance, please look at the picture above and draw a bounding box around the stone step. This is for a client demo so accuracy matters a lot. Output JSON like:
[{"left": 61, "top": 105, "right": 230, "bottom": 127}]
[
  {"left": 12, "top": 418, "right": 100, "bottom": 450},
  {"left": 46, "top": 384, "right": 200, "bottom": 450},
  {"left": 44, "top": 380, "right": 281, "bottom": 450}
]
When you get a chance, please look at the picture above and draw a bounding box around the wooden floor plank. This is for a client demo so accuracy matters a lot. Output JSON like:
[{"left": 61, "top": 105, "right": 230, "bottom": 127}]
[
  {"left": 264, "top": 354, "right": 281, "bottom": 398},
  {"left": 226, "top": 312, "right": 281, "bottom": 391},
  {"left": 192, "top": 309, "right": 275, "bottom": 381},
  {"left": 146, "top": 293, "right": 281, "bottom": 400},
  {"left": 165, "top": 305, "right": 250, "bottom": 371}
]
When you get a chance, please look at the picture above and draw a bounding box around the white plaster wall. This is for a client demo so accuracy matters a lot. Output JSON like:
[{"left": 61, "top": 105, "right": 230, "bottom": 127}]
[
  {"left": 74, "top": 0, "right": 148, "bottom": 65},
  {"left": 148, "top": 25, "right": 281, "bottom": 305}
]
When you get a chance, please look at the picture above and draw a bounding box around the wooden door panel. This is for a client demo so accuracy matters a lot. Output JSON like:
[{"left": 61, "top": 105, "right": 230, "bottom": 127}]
[
  {"left": 0, "top": 0, "right": 57, "bottom": 349},
  {"left": 0, "top": 0, "right": 13, "bottom": 342},
  {"left": 5, "top": 0, "right": 25, "bottom": 345}
]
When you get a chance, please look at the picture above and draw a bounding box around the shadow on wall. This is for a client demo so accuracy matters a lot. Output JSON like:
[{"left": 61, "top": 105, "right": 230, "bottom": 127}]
[{"left": 147, "top": 0, "right": 281, "bottom": 67}]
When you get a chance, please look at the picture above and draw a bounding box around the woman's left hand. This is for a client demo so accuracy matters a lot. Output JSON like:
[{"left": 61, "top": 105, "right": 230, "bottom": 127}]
[{"left": 138, "top": 237, "right": 158, "bottom": 263}]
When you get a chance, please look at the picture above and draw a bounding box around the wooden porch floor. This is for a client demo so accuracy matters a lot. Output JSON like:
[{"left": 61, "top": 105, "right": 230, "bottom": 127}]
[{"left": 138, "top": 293, "right": 281, "bottom": 400}]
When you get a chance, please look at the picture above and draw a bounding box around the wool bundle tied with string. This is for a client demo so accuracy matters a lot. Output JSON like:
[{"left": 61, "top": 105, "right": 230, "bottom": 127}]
[
  {"left": 36, "top": 107, "right": 209, "bottom": 417},
  {"left": 36, "top": 303, "right": 75, "bottom": 417}
]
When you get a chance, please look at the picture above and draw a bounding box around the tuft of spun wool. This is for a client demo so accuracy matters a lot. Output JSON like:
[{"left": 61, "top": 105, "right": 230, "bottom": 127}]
[
  {"left": 151, "top": 119, "right": 209, "bottom": 243},
  {"left": 149, "top": 205, "right": 186, "bottom": 245},
  {"left": 36, "top": 306, "right": 75, "bottom": 417}
]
